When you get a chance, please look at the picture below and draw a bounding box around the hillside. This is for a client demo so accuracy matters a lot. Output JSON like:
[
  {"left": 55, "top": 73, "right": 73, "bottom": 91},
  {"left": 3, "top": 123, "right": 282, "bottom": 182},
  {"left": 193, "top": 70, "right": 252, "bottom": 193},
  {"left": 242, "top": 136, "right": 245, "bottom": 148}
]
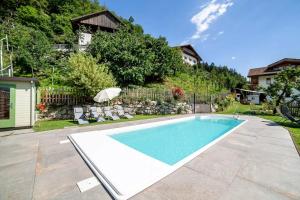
[{"left": 0, "top": 0, "right": 246, "bottom": 94}]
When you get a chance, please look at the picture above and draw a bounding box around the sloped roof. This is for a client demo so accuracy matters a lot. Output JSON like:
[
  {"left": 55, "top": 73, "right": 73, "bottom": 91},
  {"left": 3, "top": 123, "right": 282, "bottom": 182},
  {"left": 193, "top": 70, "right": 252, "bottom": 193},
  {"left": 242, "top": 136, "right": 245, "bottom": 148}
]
[
  {"left": 247, "top": 67, "right": 269, "bottom": 77},
  {"left": 267, "top": 58, "right": 300, "bottom": 69},
  {"left": 174, "top": 44, "right": 202, "bottom": 61},
  {"left": 248, "top": 58, "right": 300, "bottom": 77},
  {"left": 0, "top": 77, "right": 38, "bottom": 83},
  {"left": 71, "top": 10, "right": 121, "bottom": 24}
]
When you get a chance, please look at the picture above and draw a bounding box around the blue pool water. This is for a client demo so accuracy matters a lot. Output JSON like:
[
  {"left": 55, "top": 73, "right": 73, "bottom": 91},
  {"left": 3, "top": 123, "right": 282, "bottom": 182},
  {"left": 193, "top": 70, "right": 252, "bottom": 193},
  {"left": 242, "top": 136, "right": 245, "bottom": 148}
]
[{"left": 111, "top": 117, "right": 243, "bottom": 165}]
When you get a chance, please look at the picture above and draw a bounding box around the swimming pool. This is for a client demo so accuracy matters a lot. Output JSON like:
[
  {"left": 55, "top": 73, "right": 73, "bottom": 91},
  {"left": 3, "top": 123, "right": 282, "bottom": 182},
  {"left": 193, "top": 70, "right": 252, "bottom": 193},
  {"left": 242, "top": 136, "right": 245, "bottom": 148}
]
[
  {"left": 111, "top": 117, "right": 243, "bottom": 165},
  {"left": 69, "top": 116, "right": 245, "bottom": 200}
]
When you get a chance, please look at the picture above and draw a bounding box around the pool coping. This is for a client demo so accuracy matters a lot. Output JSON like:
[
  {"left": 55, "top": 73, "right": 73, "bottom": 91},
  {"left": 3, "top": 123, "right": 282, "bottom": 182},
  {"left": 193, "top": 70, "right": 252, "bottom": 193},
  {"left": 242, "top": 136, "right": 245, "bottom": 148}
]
[{"left": 69, "top": 115, "right": 247, "bottom": 200}]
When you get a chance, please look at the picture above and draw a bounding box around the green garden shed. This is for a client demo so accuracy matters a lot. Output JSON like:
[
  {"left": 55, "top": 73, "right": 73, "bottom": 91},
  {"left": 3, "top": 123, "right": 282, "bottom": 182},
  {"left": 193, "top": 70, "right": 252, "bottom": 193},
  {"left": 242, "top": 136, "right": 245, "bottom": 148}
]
[{"left": 0, "top": 77, "right": 38, "bottom": 129}]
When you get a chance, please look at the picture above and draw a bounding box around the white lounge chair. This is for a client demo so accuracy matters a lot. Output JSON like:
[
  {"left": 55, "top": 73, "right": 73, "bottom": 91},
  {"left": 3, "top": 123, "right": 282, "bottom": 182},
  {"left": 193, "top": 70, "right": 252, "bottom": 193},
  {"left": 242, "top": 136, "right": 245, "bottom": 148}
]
[
  {"left": 104, "top": 107, "right": 120, "bottom": 120},
  {"left": 74, "top": 107, "right": 89, "bottom": 125},
  {"left": 117, "top": 107, "right": 133, "bottom": 119},
  {"left": 90, "top": 106, "right": 106, "bottom": 122}
]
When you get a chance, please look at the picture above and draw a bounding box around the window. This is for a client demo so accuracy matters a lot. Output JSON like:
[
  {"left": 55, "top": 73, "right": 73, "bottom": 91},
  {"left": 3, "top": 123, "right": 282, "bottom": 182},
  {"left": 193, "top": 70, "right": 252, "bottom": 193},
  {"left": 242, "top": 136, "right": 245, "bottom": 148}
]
[
  {"left": 184, "top": 56, "right": 187, "bottom": 60},
  {"left": 193, "top": 60, "right": 196, "bottom": 64},
  {"left": 0, "top": 87, "right": 10, "bottom": 119},
  {"left": 266, "top": 78, "right": 271, "bottom": 85},
  {"left": 251, "top": 77, "right": 258, "bottom": 84},
  {"left": 189, "top": 58, "right": 192, "bottom": 61}
]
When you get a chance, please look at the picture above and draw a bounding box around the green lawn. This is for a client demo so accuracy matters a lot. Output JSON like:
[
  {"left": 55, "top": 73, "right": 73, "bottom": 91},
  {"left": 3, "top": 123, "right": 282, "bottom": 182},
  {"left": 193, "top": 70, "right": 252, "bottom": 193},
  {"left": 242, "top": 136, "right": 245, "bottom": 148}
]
[
  {"left": 33, "top": 114, "right": 174, "bottom": 132},
  {"left": 217, "top": 102, "right": 300, "bottom": 152},
  {"left": 217, "top": 102, "right": 255, "bottom": 115}
]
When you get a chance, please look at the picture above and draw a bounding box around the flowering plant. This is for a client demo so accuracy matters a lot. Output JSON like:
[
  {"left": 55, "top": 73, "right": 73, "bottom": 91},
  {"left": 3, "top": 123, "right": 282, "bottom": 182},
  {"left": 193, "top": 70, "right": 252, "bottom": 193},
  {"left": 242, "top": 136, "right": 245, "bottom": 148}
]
[
  {"left": 172, "top": 87, "right": 184, "bottom": 100},
  {"left": 36, "top": 103, "right": 47, "bottom": 113}
]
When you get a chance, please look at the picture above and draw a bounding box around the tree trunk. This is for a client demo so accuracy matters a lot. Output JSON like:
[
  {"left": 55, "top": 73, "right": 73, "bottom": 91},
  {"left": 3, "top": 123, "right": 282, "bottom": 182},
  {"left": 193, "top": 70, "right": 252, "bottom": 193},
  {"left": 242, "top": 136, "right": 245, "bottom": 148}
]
[{"left": 273, "top": 87, "right": 287, "bottom": 114}]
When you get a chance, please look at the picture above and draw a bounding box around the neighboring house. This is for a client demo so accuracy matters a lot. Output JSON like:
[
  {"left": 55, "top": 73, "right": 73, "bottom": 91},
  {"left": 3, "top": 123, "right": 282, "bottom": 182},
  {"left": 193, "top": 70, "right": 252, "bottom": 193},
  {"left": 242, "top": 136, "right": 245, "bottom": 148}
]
[
  {"left": 248, "top": 58, "right": 300, "bottom": 90},
  {"left": 175, "top": 45, "right": 202, "bottom": 65},
  {"left": 54, "top": 10, "right": 121, "bottom": 51}
]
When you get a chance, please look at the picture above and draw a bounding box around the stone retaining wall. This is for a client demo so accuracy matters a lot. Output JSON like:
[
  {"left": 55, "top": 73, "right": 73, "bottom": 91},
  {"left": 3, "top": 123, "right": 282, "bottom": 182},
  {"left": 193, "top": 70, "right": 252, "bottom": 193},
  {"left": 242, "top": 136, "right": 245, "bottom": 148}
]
[{"left": 38, "top": 100, "right": 193, "bottom": 120}]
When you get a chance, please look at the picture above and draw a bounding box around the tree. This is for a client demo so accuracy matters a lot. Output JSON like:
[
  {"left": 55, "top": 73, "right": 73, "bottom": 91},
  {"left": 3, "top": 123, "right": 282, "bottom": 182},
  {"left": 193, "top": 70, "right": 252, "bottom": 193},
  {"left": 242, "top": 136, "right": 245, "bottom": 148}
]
[
  {"left": 88, "top": 28, "right": 183, "bottom": 86},
  {"left": 0, "top": 22, "right": 53, "bottom": 77},
  {"left": 264, "top": 67, "right": 300, "bottom": 113},
  {"left": 67, "top": 53, "right": 117, "bottom": 97},
  {"left": 16, "top": 6, "right": 53, "bottom": 38}
]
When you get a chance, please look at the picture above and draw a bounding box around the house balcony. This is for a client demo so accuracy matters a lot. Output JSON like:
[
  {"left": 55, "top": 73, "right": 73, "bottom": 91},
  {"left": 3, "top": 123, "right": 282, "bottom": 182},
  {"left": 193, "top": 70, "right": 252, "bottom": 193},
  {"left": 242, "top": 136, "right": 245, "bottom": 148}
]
[
  {"left": 249, "top": 84, "right": 258, "bottom": 91},
  {"left": 53, "top": 44, "right": 89, "bottom": 52}
]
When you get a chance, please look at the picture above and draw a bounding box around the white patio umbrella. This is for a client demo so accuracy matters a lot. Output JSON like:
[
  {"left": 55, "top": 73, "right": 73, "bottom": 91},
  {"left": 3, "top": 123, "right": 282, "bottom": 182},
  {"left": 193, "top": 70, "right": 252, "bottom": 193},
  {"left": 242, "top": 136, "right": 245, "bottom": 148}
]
[{"left": 93, "top": 87, "right": 122, "bottom": 104}]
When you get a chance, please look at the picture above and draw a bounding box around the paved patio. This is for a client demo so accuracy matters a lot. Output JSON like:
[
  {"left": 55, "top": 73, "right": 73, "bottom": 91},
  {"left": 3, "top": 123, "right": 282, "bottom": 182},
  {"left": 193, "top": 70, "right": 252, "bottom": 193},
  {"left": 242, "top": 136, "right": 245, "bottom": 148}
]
[{"left": 0, "top": 115, "right": 299, "bottom": 200}]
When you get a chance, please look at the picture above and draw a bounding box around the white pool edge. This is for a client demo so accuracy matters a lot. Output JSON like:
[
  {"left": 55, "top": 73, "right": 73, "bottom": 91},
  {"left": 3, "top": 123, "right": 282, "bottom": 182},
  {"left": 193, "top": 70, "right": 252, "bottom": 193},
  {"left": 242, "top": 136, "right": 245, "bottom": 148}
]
[{"left": 69, "top": 115, "right": 247, "bottom": 200}]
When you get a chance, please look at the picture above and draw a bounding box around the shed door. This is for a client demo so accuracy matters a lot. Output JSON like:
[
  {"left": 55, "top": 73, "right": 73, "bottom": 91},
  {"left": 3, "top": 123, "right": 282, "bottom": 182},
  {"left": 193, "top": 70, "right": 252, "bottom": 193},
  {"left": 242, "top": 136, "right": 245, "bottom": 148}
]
[{"left": 0, "top": 84, "right": 15, "bottom": 128}]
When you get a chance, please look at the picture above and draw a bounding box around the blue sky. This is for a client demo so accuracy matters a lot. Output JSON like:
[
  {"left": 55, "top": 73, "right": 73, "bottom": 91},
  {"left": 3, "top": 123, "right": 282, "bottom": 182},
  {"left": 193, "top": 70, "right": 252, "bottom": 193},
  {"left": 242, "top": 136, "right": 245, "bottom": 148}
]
[{"left": 102, "top": 0, "right": 300, "bottom": 76}]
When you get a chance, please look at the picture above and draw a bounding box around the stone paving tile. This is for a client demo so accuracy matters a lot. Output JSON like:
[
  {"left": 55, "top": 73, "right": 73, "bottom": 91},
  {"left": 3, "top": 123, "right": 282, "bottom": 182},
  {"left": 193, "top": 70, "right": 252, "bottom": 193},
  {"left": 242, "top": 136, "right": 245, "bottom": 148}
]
[
  {"left": 0, "top": 159, "right": 36, "bottom": 200},
  {"left": 222, "top": 177, "right": 294, "bottom": 200},
  {"left": 80, "top": 185, "right": 113, "bottom": 200},
  {"left": 247, "top": 149, "right": 300, "bottom": 173},
  {"left": 255, "top": 128, "right": 291, "bottom": 140},
  {"left": 0, "top": 128, "right": 34, "bottom": 137},
  {"left": 33, "top": 162, "right": 92, "bottom": 200},
  {"left": 185, "top": 145, "right": 246, "bottom": 184},
  {"left": 0, "top": 134, "right": 38, "bottom": 166},
  {"left": 256, "top": 135, "right": 295, "bottom": 148},
  {"left": 251, "top": 142, "right": 299, "bottom": 159},
  {"left": 156, "top": 167, "right": 229, "bottom": 200},
  {"left": 238, "top": 160, "right": 300, "bottom": 200},
  {"left": 130, "top": 181, "right": 171, "bottom": 200},
  {"left": 215, "top": 132, "right": 256, "bottom": 153}
]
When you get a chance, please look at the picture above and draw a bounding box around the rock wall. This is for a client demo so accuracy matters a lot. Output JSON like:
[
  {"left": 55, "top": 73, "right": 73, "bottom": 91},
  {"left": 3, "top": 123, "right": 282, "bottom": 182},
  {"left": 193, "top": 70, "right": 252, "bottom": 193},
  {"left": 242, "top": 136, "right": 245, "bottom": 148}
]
[{"left": 37, "top": 100, "right": 193, "bottom": 120}]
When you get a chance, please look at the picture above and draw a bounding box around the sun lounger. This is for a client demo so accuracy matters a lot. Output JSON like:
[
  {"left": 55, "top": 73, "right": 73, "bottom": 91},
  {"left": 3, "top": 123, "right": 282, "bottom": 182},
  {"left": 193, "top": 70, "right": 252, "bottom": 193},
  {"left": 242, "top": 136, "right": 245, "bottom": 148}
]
[
  {"left": 90, "top": 106, "right": 105, "bottom": 122},
  {"left": 117, "top": 107, "right": 133, "bottom": 119},
  {"left": 74, "top": 107, "right": 89, "bottom": 125},
  {"left": 280, "top": 105, "right": 300, "bottom": 124},
  {"left": 104, "top": 107, "right": 120, "bottom": 120}
]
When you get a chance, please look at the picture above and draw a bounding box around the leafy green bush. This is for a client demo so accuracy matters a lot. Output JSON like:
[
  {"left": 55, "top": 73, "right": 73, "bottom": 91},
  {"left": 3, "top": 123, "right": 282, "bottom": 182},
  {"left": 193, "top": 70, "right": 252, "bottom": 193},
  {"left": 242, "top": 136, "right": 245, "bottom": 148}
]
[
  {"left": 215, "top": 94, "right": 235, "bottom": 111},
  {"left": 67, "top": 53, "right": 117, "bottom": 97},
  {"left": 262, "top": 101, "right": 275, "bottom": 112},
  {"left": 88, "top": 27, "right": 183, "bottom": 86}
]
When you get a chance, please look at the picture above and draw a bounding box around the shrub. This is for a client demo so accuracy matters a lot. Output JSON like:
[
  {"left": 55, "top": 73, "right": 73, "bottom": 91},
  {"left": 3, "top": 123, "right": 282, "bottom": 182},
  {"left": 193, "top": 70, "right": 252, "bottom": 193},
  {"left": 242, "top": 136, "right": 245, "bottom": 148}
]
[
  {"left": 262, "top": 101, "right": 275, "bottom": 112},
  {"left": 67, "top": 53, "right": 117, "bottom": 97},
  {"left": 172, "top": 87, "right": 185, "bottom": 101},
  {"left": 36, "top": 103, "right": 46, "bottom": 113},
  {"left": 215, "top": 94, "right": 234, "bottom": 111}
]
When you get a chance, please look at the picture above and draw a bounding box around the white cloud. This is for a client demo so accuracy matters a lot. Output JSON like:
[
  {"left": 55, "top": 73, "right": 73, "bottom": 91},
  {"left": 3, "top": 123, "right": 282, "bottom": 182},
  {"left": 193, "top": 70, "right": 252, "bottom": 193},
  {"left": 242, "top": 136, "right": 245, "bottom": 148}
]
[
  {"left": 218, "top": 31, "right": 224, "bottom": 35},
  {"left": 231, "top": 56, "right": 236, "bottom": 60},
  {"left": 189, "top": 0, "right": 234, "bottom": 41}
]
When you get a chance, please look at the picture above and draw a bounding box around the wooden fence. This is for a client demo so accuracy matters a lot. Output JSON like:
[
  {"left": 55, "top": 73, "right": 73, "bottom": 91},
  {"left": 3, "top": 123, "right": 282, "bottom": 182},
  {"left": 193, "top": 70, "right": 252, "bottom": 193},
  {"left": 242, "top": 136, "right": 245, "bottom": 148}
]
[
  {"left": 38, "top": 87, "right": 228, "bottom": 106},
  {"left": 39, "top": 87, "right": 91, "bottom": 106},
  {"left": 287, "top": 101, "right": 300, "bottom": 117}
]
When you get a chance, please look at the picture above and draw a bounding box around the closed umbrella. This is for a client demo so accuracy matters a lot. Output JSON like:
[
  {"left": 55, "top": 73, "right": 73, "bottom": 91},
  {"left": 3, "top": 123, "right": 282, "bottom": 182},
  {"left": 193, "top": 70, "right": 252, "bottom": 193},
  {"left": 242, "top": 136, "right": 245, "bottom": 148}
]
[{"left": 94, "top": 88, "right": 121, "bottom": 104}]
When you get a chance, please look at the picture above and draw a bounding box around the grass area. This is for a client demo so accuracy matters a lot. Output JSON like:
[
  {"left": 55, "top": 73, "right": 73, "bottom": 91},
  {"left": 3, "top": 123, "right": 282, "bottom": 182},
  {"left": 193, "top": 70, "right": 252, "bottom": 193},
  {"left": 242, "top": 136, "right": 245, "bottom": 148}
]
[
  {"left": 217, "top": 102, "right": 254, "bottom": 115},
  {"left": 217, "top": 102, "right": 300, "bottom": 152},
  {"left": 33, "top": 114, "right": 174, "bottom": 132}
]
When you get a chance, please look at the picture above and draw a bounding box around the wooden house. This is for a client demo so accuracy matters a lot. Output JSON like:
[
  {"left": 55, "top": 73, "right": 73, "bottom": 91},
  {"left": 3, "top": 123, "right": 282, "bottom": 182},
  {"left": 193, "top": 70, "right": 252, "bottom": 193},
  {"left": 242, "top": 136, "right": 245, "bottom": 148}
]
[
  {"left": 248, "top": 58, "right": 300, "bottom": 90},
  {"left": 54, "top": 10, "right": 122, "bottom": 51},
  {"left": 71, "top": 10, "right": 121, "bottom": 51}
]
